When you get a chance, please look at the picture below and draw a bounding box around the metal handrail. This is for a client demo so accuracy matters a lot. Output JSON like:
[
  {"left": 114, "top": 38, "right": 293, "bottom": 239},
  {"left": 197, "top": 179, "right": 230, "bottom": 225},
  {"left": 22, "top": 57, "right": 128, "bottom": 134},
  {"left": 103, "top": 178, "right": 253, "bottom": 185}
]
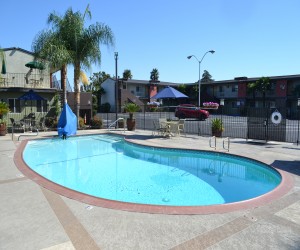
[
  {"left": 18, "top": 128, "right": 39, "bottom": 141},
  {"left": 209, "top": 136, "right": 216, "bottom": 150},
  {"left": 108, "top": 118, "right": 125, "bottom": 133},
  {"left": 223, "top": 137, "right": 230, "bottom": 152}
]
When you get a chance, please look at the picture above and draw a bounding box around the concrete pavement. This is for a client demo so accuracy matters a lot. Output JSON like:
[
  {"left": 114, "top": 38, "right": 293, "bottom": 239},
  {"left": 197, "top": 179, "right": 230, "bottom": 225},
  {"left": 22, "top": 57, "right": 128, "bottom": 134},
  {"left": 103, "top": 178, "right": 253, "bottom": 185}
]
[{"left": 0, "top": 129, "right": 300, "bottom": 249}]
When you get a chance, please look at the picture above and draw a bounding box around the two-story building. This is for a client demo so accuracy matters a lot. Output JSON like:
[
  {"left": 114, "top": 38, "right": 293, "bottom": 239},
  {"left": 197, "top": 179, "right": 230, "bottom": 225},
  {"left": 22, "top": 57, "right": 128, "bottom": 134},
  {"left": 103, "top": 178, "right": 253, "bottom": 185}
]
[
  {"left": 101, "top": 78, "right": 180, "bottom": 111},
  {"left": 200, "top": 75, "right": 300, "bottom": 118},
  {"left": 0, "top": 47, "right": 92, "bottom": 129}
]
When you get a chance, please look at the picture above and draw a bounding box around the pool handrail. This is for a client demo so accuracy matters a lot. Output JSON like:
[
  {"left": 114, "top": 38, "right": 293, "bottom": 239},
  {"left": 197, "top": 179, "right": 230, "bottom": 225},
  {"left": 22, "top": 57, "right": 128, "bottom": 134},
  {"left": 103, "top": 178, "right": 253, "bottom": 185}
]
[{"left": 108, "top": 118, "right": 125, "bottom": 133}]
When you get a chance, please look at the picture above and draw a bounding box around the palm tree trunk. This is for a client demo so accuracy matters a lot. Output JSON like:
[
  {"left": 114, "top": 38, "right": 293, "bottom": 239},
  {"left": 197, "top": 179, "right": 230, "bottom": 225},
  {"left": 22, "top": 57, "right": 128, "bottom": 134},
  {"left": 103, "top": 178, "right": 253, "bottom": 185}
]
[
  {"left": 61, "top": 64, "right": 67, "bottom": 104},
  {"left": 74, "top": 62, "right": 81, "bottom": 128}
]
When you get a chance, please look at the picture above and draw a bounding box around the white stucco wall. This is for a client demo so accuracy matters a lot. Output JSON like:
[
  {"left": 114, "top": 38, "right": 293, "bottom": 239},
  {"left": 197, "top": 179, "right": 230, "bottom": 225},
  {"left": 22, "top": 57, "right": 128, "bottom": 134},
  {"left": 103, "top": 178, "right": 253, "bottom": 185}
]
[{"left": 101, "top": 78, "right": 116, "bottom": 111}]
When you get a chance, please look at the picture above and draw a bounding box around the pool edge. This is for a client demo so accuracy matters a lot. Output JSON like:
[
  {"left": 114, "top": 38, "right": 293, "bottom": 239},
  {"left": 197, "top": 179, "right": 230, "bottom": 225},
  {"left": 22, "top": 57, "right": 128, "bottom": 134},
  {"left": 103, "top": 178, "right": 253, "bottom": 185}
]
[{"left": 13, "top": 136, "right": 295, "bottom": 215}]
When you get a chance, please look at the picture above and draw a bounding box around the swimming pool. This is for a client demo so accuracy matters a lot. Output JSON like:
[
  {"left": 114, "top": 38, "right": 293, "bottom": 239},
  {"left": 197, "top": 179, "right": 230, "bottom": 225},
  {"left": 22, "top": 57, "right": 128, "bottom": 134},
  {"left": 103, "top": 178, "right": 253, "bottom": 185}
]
[{"left": 21, "top": 134, "right": 282, "bottom": 210}]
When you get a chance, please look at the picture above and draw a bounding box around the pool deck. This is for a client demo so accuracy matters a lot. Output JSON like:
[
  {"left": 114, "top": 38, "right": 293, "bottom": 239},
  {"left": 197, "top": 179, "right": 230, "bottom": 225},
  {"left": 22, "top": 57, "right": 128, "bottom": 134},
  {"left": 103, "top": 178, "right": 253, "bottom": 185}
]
[{"left": 1, "top": 129, "right": 300, "bottom": 249}]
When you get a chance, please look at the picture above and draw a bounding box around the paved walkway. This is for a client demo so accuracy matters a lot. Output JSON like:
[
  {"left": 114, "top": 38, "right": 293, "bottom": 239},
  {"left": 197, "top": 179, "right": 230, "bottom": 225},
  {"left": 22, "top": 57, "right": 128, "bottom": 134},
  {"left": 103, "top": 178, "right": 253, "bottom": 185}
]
[{"left": 0, "top": 130, "right": 300, "bottom": 250}]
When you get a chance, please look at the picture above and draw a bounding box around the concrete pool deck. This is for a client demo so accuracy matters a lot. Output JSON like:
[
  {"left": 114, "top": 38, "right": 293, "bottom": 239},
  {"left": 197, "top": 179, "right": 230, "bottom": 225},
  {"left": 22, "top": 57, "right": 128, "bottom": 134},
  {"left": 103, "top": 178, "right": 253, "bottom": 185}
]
[{"left": 1, "top": 129, "right": 300, "bottom": 249}]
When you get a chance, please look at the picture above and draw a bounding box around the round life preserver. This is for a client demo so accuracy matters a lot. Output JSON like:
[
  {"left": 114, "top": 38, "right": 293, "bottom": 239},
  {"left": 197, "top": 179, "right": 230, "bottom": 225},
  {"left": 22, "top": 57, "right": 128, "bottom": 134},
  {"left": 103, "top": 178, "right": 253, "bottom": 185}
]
[{"left": 271, "top": 111, "right": 282, "bottom": 125}]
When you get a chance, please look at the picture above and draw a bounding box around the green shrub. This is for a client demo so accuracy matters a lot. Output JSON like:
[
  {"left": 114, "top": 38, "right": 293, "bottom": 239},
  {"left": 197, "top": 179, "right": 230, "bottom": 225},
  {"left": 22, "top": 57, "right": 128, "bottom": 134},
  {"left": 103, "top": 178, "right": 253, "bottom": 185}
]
[
  {"left": 45, "top": 117, "right": 58, "bottom": 128},
  {"left": 90, "top": 116, "right": 102, "bottom": 128},
  {"left": 79, "top": 117, "right": 85, "bottom": 128}
]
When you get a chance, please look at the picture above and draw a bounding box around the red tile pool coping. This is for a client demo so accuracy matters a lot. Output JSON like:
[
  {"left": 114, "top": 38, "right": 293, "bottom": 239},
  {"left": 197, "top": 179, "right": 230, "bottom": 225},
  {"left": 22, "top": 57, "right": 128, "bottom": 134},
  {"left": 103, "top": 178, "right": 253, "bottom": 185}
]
[{"left": 14, "top": 138, "right": 294, "bottom": 215}]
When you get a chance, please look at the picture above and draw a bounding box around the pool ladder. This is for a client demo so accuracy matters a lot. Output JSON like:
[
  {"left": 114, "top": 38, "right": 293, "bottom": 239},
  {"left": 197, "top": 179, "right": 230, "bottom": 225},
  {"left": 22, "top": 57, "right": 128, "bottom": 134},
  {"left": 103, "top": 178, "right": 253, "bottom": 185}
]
[
  {"left": 108, "top": 118, "right": 125, "bottom": 133},
  {"left": 209, "top": 136, "right": 230, "bottom": 152}
]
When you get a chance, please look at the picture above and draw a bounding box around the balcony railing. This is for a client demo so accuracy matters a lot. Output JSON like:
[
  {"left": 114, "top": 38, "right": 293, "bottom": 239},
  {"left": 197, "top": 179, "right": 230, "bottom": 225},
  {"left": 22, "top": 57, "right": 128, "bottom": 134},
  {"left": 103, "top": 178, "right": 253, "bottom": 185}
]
[{"left": 0, "top": 72, "right": 51, "bottom": 89}]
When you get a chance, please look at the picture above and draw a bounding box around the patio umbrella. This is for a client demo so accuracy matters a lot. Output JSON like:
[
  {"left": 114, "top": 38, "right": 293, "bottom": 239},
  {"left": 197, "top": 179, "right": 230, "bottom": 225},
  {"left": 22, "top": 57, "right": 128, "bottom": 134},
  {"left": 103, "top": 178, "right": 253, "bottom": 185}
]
[
  {"left": 18, "top": 89, "right": 45, "bottom": 101},
  {"left": 1, "top": 59, "right": 6, "bottom": 74},
  {"left": 18, "top": 89, "right": 45, "bottom": 114},
  {"left": 25, "top": 61, "right": 45, "bottom": 70},
  {"left": 151, "top": 86, "right": 188, "bottom": 99}
]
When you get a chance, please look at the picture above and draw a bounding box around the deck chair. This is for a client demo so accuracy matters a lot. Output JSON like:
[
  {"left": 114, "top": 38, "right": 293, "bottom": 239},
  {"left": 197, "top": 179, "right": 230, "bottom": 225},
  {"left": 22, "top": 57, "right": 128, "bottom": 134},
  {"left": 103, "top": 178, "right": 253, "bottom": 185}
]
[
  {"left": 38, "top": 117, "right": 49, "bottom": 131},
  {"left": 10, "top": 118, "right": 24, "bottom": 131},
  {"left": 178, "top": 119, "right": 186, "bottom": 136},
  {"left": 152, "top": 120, "right": 165, "bottom": 136}
]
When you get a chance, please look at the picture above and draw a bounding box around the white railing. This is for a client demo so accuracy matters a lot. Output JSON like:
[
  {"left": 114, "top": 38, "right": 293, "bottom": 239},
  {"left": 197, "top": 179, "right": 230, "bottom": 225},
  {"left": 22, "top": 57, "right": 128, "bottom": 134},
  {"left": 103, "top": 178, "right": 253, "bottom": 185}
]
[{"left": 108, "top": 118, "right": 126, "bottom": 133}]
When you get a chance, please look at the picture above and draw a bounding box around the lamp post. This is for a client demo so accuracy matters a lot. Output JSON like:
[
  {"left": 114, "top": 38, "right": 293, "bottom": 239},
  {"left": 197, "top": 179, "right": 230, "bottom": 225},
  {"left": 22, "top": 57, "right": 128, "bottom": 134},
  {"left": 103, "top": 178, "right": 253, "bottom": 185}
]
[
  {"left": 114, "top": 52, "right": 118, "bottom": 121},
  {"left": 187, "top": 50, "right": 215, "bottom": 107}
]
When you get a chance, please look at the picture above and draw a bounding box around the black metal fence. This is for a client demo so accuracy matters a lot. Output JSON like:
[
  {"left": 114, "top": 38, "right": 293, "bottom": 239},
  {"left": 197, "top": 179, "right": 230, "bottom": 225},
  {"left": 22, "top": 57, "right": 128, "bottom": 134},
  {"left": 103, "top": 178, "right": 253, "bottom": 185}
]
[{"left": 97, "top": 105, "right": 300, "bottom": 144}]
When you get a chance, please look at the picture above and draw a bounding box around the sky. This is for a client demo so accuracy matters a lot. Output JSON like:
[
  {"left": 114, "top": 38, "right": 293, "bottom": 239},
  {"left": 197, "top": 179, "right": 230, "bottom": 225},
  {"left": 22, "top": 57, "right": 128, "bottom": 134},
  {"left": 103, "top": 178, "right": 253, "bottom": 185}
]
[{"left": 1, "top": 0, "right": 300, "bottom": 85}]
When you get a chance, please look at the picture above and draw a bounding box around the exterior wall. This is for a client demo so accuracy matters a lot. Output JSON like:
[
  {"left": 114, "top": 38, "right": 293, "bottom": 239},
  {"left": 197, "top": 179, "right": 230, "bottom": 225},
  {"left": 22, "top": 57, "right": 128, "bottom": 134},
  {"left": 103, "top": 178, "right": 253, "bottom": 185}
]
[
  {"left": 213, "top": 83, "right": 238, "bottom": 99},
  {"left": 101, "top": 78, "right": 116, "bottom": 111},
  {"left": 127, "top": 83, "right": 146, "bottom": 98},
  {"left": 3, "top": 48, "right": 50, "bottom": 88},
  {"left": 149, "top": 84, "right": 158, "bottom": 98},
  {"left": 276, "top": 80, "right": 287, "bottom": 97},
  {"left": 238, "top": 83, "right": 247, "bottom": 98}
]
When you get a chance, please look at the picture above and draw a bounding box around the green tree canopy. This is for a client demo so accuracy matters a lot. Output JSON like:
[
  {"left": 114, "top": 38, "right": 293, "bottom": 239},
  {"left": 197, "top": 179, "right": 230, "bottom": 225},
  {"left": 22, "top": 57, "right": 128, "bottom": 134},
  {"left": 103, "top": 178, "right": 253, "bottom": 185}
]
[
  {"left": 150, "top": 68, "right": 159, "bottom": 82},
  {"left": 123, "top": 69, "right": 132, "bottom": 80},
  {"left": 201, "top": 70, "right": 213, "bottom": 82}
]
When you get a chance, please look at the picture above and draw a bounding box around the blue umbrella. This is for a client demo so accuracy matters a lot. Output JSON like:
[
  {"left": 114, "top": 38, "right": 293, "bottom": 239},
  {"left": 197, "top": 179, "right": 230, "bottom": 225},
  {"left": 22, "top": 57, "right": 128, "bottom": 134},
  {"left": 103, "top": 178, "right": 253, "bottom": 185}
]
[
  {"left": 151, "top": 86, "right": 188, "bottom": 99},
  {"left": 18, "top": 89, "right": 46, "bottom": 114},
  {"left": 18, "top": 89, "right": 45, "bottom": 101}
]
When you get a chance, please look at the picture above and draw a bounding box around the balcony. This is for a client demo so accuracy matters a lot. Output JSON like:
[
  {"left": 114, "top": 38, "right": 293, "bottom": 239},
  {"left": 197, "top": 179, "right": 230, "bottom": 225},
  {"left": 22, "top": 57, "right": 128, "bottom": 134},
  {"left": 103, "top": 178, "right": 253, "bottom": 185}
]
[{"left": 0, "top": 72, "right": 51, "bottom": 89}]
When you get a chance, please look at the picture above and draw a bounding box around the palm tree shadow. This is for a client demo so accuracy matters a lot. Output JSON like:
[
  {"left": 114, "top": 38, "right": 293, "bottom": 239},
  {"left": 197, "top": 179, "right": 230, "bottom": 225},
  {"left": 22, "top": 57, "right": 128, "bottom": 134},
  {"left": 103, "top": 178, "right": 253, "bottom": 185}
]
[{"left": 272, "top": 160, "right": 300, "bottom": 176}]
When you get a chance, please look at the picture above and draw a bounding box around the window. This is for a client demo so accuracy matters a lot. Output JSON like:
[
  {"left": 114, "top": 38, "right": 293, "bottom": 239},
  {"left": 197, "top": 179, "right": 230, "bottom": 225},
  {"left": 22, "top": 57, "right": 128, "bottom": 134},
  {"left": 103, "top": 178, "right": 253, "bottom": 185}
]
[
  {"left": 219, "top": 86, "right": 223, "bottom": 92},
  {"left": 136, "top": 86, "right": 140, "bottom": 92},
  {"left": 232, "top": 85, "right": 238, "bottom": 92},
  {"left": 37, "top": 100, "right": 48, "bottom": 112},
  {"left": 8, "top": 99, "right": 21, "bottom": 113}
]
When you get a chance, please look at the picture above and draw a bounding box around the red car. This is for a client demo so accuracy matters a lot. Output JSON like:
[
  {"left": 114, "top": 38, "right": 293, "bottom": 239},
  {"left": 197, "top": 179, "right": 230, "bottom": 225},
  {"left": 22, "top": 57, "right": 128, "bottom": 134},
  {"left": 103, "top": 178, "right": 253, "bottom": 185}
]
[{"left": 175, "top": 104, "right": 209, "bottom": 120}]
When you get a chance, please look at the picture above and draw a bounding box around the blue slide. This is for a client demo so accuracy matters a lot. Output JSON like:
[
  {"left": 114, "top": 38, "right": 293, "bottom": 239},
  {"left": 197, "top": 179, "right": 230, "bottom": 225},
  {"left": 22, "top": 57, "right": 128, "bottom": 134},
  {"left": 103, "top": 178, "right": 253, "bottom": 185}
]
[{"left": 57, "top": 103, "right": 77, "bottom": 139}]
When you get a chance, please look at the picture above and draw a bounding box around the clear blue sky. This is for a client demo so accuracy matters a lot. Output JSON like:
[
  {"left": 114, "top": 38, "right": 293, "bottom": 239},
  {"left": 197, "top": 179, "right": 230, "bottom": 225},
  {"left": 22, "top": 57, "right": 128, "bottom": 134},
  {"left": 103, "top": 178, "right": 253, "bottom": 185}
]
[{"left": 1, "top": 0, "right": 299, "bottom": 84}]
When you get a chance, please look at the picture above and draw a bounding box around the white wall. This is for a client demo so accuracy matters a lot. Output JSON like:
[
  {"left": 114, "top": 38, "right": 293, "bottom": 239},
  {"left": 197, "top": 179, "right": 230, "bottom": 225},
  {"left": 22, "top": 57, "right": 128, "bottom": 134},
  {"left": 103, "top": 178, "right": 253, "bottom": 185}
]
[{"left": 101, "top": 78, "right": 116, "bottom": 111}]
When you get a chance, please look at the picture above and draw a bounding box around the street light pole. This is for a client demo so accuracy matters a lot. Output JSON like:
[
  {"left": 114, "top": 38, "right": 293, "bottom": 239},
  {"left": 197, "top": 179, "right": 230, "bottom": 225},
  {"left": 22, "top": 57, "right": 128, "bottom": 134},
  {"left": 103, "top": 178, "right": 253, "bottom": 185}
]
[
  {"left": 114, "top": 52, "right": 118, "bottom": 121},
  {"left": 187, "top": 50, "right": 215, "bottom": 107}
]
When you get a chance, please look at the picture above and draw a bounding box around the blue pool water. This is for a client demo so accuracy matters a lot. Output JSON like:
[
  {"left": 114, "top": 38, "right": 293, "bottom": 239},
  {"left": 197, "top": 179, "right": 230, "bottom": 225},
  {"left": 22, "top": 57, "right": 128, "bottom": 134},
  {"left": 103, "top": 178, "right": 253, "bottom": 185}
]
[{"left": 23, "top": 134, "right": 281, "bottom": 206}]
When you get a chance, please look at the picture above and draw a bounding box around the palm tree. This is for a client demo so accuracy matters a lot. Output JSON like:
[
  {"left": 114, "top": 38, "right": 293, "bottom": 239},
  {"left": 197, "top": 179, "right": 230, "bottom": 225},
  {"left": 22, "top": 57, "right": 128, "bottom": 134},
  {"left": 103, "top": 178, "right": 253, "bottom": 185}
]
[
  {"left": 248, "top": 77, "right": 271, "bottom": 108},
  {"left": 150, "top": 68, "right": 159, "bottom": 82},
  {"left": 33, "top": 5, "right": 115, "bottom": 127},
  {"left": 123, "top": 69, "right": 132, "bottom": 80},
  {"left": 32, "top": 29, "right": 72, "bottom": 105}
]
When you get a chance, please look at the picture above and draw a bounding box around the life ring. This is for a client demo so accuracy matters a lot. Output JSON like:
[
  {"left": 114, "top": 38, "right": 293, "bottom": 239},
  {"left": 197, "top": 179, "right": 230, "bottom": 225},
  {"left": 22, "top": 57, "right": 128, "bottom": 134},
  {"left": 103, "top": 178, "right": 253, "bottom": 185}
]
[{"left": 271, "top": 111, "right": 282, "bottom": 125}]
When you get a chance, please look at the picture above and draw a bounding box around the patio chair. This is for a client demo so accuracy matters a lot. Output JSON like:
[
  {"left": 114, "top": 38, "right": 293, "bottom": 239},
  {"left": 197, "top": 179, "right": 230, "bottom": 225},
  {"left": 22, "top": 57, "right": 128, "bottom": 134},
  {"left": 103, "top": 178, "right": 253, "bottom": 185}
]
[
  {"left": 10, "top": 118, "right": 24, "bottom": 131},
  {"left": 152, "top": 120, "right": 165, "bottom": 136},
  {"left": 38, "top": 117, "right": 49, "bottom": 131},
  {"left": 178, "top": 119, "right": 186, "bottom": 136}
]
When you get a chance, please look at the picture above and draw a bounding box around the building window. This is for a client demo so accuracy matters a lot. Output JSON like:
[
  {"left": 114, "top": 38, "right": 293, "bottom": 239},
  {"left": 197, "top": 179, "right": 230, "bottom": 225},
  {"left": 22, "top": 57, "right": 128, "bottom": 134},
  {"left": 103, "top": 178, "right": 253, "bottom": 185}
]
[
  {"left": 37, "top": 100, "right": 47, "bottom": 112},
  {"left": 232, "top": 85, "right": 238, "bottom": 92},
  {"left": 136, "top": 86, "right": 140, "bottom": 92},
  {"left": 8, "top": 99, "right": 21, "bottom": 113},
  {"left": 219, "top": 86, "right": 223, "bottom": 92}
]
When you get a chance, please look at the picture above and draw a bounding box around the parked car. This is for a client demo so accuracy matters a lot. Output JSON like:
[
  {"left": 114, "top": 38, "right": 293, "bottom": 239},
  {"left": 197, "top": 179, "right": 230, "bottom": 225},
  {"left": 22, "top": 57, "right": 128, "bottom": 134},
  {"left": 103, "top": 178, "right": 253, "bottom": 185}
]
[{"left": 175, "top": 104, "right": 209, "bottom": 120}]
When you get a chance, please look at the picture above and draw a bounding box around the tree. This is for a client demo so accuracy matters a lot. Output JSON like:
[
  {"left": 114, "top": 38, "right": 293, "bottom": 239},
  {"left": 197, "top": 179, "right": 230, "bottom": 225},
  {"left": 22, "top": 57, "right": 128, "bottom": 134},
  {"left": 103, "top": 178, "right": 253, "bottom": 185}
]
[
  {"left": 32, "top": 24, "right": 72, "bottom": 106},
  {"left": 88, "top": 71, "right": 110, "bottom": 110},
  {"left": 247, "top": 77, "right": 271, "bottom": 108},
  {"left": 201, "top": 70, "right": 213, "bottom": 82},
  {"left": 34, "top": 5, "right": 115, "bottom": 127},
  {"left": 150, "top": 68, "right": 159, "bottom": 82},
  {"left": 123, "top": 69, "right": 132, "bottom": 80}
]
